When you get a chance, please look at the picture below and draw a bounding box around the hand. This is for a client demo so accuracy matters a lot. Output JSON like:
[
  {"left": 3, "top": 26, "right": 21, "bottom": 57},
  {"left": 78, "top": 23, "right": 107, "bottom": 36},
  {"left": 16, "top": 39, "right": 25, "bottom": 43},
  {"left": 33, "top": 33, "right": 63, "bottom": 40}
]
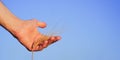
[
  {"left": 11, "top": 19, "right": 61, "bottom": 51},
  {"left": 0, "top": 1, "right": 61, "bottom": 52}
]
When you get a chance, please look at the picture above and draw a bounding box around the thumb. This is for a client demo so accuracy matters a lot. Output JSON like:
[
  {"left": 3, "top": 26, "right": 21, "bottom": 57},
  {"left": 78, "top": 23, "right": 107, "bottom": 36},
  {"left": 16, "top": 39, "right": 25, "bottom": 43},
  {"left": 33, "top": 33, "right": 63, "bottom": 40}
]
[
  {"left": 37, "top": 21, "right": 47, "bottom": 28},
  {"left": 33, "top": 19, "right": 47, "bottom": 28}
]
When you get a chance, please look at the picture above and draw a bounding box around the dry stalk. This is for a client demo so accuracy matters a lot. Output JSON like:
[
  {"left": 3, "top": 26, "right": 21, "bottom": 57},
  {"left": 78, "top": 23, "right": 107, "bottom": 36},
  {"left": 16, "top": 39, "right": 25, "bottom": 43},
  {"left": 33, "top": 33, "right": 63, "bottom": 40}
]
[
  {"left": 31, "top": 24, "right": 63, "bottom": 60},
  {"left": 31, "top": 33, "right": 53, "bottom": 60}
]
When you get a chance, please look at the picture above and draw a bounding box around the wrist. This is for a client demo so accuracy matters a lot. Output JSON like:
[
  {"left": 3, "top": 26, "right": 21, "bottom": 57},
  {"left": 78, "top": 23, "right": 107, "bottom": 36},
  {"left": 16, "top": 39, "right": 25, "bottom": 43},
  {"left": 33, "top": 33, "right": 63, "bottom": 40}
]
[
  {"left": 1, "top": 17, "right": 23, "bottom": 35},
  {"left": 7, "top": 19, "right": 23, "bottom": 35}
]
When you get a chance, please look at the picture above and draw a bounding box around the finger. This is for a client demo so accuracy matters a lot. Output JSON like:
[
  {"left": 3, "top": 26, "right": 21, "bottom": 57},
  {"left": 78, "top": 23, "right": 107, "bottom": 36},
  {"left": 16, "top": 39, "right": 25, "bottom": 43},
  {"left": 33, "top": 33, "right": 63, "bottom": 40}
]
[
  {"left": 48, "top": 36, "right": 55, "bottom": 44},
  {"left": 38, "top": 45, "right": 43, "bottom": 51},
  {"left": 48, "top": 36, "right": 59, "bottom": 45},
  {"left": 30, "top": 46, "right": 39, "bottom": 52},
  {"left": 50, "top": 36, "right": 55, "bottom": 40},
  {"left": 37, "top": 21, "right": 47, "bottom": 28},
  {"left": 32, "top": 19, "right": 47, "bottom": 28},
  {"left": 55, "top": 36, "right": 61, "bottom": 40},
  {"left": 43, "top": 41, "right": 49, "bottom": 48},
  {"left": 52, "top": 36, "right": 61, "bottom": 43},
  {"left": 33, "top": 45, "right": 43, "bottom": 51},
  {"left": 35, "top": 46, "right": 40, "bottom": 51},
  {"left": 51, "top": 36, "right": 61, "bottom": 41}
]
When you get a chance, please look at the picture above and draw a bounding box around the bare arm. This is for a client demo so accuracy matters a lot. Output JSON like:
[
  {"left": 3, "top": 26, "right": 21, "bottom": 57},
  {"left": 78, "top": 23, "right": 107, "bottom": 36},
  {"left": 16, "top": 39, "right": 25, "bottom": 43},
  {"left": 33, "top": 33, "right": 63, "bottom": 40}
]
[{"left": 0, "top": 1, "right": 21, "bottom": 31}]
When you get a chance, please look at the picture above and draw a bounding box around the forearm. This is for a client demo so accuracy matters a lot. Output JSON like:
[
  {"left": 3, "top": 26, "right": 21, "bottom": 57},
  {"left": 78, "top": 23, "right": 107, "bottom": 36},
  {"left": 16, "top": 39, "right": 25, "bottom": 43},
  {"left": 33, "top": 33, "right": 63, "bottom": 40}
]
[{"left": 0, "top": 1, "right": 22, "bottom": 32}]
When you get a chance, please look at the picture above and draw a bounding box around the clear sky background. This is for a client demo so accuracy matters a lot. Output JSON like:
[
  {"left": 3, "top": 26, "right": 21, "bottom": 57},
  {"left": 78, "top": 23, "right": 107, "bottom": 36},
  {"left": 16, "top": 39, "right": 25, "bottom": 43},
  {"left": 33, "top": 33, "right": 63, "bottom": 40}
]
[{"left": 0, "top": 0, "right": 120, "bottom": 60}]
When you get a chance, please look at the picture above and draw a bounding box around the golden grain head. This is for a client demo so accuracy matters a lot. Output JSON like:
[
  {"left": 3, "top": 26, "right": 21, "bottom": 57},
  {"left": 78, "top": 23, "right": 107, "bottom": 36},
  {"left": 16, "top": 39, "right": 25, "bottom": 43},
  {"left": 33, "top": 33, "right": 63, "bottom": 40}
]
[{"left": 32, "top": 33, "right": 53, "bottom": 50}]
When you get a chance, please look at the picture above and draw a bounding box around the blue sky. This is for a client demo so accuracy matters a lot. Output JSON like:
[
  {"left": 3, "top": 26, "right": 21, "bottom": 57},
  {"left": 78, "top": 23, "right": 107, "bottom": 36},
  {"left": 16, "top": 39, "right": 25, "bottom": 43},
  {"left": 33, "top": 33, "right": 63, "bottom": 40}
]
[{"left": 0, "top": 0, "right": 120, "bottom": 60}]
